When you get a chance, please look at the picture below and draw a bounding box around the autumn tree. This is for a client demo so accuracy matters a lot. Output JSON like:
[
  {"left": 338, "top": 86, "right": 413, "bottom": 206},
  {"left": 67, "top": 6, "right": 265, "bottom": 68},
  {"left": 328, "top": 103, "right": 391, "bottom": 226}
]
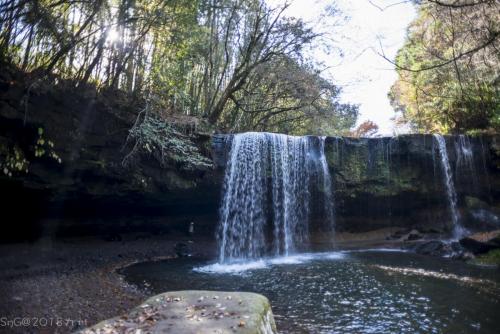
[
  {"left": 350, "top": 120, "right": 379, "bottom": 138},
  {"left": 388, "top": 0, "right": 499, "bottom": 133}
]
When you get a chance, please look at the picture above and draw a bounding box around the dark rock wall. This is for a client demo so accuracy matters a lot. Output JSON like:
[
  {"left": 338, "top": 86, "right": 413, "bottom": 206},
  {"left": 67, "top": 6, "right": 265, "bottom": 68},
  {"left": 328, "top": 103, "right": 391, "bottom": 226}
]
[
  {"left": 213, "top": 134, "right": 500, "bottom": 235},
  {"left": 326, "top": 135, "right": 499, "bottom": 233},
  {"left": 1, "top": 64, "right": 499, "bottom": 242},
  {"left": 0, "top": 67, "right": 221, "bottom": 242}
]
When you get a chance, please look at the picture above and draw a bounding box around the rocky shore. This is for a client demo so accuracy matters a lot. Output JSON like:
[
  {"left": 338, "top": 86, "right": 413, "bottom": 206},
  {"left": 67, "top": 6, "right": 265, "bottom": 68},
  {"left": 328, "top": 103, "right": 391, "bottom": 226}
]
[{"left": 0, "top": 234, "right": 215, "bottom": 334}]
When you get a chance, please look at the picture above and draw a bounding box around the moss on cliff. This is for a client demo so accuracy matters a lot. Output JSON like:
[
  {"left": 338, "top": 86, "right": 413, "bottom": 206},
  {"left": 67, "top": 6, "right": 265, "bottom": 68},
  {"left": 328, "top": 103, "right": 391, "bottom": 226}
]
[
  {"left": 325, "top": 137, "right": 434, "bottom": 198},
  {"left": 472, "top": 249, "right": 500, "bottom": 266}
]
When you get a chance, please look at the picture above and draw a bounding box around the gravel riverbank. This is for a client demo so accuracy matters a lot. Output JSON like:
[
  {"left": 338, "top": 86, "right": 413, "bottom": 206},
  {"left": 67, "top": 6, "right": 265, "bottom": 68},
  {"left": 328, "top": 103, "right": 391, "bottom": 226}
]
[{"left": 0, "top": 235, "right": 215, "bottom": 334}]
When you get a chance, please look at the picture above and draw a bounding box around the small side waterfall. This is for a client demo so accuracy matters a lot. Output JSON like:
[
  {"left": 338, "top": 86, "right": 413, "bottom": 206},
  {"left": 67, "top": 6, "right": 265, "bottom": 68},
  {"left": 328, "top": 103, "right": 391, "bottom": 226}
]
[
  {"left": 455, "top": 134, "right": 478, "bottom": 192},
  {"left": 218, "top": 132, "right": 334, "bottom": 263},
  {"left": 433, "top": 134, "right": 465, "bottom": 239},
  {"left": 455, "top": 135, "right": 475, "bottom": 173},
  {"left": 319, "top": 137, "right": 335, "bottom": 232}
]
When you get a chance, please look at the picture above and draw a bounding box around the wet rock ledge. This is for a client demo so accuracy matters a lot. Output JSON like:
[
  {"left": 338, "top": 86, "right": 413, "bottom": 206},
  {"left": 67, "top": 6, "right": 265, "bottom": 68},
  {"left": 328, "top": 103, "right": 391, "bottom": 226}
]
[{"left": 78, "top": 290, "right": 277, "bottom": 334}]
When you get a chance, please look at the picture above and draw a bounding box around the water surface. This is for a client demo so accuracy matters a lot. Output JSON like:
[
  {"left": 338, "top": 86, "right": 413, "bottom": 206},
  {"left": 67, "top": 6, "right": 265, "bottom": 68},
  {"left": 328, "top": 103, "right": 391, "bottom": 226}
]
[{"left": 121, "top": 251, "right": 500, "bottom": 333}]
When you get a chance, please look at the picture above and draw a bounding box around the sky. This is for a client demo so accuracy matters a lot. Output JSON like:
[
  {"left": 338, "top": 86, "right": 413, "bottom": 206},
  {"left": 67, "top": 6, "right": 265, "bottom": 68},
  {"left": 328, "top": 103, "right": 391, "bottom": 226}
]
[{"left": 267, "top": 0, "right": 417, "bottom": 135}]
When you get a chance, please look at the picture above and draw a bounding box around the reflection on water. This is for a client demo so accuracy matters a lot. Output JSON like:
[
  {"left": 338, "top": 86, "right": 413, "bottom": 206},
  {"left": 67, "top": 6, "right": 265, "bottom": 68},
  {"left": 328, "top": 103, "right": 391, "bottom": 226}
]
[{"left": 121, "top": 251, "right": 500, "bottom": 334}]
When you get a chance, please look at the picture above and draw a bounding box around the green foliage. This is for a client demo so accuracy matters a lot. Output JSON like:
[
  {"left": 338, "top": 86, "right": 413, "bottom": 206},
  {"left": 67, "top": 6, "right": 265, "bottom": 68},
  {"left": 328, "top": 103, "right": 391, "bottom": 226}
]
[
  {"left": 0, "top": 145, "right": 29, "bottom": 177},
  {"left": 34, "top": 127, "right": 61, "bottom": 163},
  {"left": 0, "top": 126, "right": 61, "bottom": 177},
  {"left": 220, "top": 57, "right": 358, "bottom": 135},
  {"left": 390, "top": 1, "right": 499, "bottom": 134},
  {"left": 1, "top": 0, "right": 358, "bottom": 136},
  {"left": 472, "top": 249, "right": 500, "bottom": 266},
  {"left": 124, "top": 114, "right": 212, "bottom": 171}
]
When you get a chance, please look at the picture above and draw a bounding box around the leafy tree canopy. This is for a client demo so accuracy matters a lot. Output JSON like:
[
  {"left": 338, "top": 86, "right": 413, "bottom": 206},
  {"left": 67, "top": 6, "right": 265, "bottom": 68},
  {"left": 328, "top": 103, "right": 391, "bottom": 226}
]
[
  {"left": 389, "top": 0, "right": 499, "bottom": 134},
  {"left": 0, "top": 0, "right": 358, "bottom": 136}
]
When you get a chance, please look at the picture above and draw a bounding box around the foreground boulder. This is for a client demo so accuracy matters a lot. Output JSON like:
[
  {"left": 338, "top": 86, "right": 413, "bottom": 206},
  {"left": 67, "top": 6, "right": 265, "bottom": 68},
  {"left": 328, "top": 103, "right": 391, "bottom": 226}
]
[{"left": 79, "top": 290, "right": 277, "bottom": 334}]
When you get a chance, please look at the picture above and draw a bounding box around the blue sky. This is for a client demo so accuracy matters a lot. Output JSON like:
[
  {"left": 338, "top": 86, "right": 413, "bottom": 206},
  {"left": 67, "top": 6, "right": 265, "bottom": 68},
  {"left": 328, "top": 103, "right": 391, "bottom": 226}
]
[{"left": 267, "top": 0, "right": 417, "bottom": 135}]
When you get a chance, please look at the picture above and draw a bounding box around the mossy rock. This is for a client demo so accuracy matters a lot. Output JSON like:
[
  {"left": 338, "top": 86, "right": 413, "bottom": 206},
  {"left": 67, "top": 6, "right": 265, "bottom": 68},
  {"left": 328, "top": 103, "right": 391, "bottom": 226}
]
[
  {"left": 465, "top": 196, "right": 489, "bottom": 210},
  {"left": 471, "top": 249, "right": 500, "bottom": 266},
  {"left": 78, "top": 290, "right": 277, "bottom": 334}
]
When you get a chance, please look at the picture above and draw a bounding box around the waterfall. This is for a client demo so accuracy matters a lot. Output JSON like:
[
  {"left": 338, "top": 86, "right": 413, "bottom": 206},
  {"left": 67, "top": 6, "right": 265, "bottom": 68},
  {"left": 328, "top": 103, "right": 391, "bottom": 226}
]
[
  {"left": 455, "top": 135, "right": 475, "bottom": 173},
  {"left": 268, "top": 134, "right": 311, "bottom": 256},
  {"left": 218, "top": 132, "right": 334, "bottom": 263},
  {"left": 433, "top": 134, "right": 465, "bottom": 239},
  {"left": 454, "top": 134, "right": 478, "bottom": 192},
  {"left": 319, "top": 137, "right": 335, "bottom": 232}
]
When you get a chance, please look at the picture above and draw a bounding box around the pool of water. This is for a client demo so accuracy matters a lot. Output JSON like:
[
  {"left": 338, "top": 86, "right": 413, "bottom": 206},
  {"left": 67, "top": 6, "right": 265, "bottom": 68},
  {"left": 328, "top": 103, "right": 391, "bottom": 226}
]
[{"left": 121, "top": 250, "right": 500, "bottom": 333}]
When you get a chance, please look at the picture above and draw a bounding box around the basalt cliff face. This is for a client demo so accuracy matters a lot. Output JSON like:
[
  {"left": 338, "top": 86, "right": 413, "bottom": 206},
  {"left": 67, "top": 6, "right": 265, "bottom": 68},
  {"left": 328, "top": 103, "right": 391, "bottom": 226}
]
[
  {"left": 0, "top": 65, "right": 219, "bottom": 241},
  {"left": 213, "top": 134, "right": 500, "bottom": 238},
  {"left": 1, "top": 65, "right": 499, "bottom": 242},
  {"left": 326, "top": 135, "right": 500, "bottom": 234}
]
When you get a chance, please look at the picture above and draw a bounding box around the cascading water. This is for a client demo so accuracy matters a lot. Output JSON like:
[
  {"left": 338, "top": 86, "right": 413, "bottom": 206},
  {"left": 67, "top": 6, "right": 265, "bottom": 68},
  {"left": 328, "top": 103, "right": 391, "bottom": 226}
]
[
  {"left": 319, "top": 137, "right": 335, "bottom": 232},
  {"left": 454, "top": 134, "right": 478, "bottom": 192},
  {"left": 268, "top": 134, "right": 311, "bottom": 257},
  {"left": 455, "top": 135, "right": 475, "bottom": 173},
  {"left": 218, "top": 133, "right": 268, "bottom": 263},
  {"left": 218, "top": 132, "right": 334, "bottom": 263},
  {"left": 433, "top": 134, "right": 465, "bottom": 239}
]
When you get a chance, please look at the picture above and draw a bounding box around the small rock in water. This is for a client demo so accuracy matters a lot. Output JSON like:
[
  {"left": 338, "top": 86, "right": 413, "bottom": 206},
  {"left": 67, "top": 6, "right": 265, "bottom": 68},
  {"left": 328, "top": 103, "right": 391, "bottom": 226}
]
[
  {"left": 459, "top": 231, "right": 500, "bottom": 255},
  {"left": 173, "top": 242, "right": 192, "bottom": 257},
  {"left": 406, "top": 229, "right": 423, "bottom": 241},
  {"left": 454, "top": 251, "right": 475, "bottom": 261},
  {"left": 413, "top": 240, "right": 450, "bottom": 257}
]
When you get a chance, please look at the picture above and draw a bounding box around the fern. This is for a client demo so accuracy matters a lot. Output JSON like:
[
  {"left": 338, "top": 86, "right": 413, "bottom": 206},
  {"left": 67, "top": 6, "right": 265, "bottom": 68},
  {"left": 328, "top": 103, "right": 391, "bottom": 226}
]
[{"left": 123, "top": 113, "right": 212, "bottom": 171}]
